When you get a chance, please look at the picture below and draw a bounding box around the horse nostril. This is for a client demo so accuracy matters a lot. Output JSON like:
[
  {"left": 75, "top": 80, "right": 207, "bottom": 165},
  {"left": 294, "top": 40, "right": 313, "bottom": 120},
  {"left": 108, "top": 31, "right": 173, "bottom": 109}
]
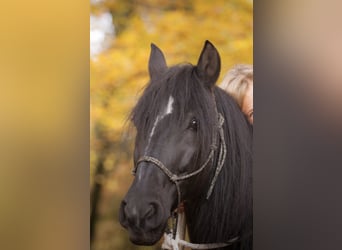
[{"left": 145, "top": 204, "right": 156, "bottom": 219}]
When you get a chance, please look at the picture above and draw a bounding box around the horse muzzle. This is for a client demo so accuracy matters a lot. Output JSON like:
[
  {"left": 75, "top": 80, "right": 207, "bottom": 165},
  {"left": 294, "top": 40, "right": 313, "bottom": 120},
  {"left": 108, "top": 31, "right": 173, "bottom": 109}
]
[{"left": 119, "top": 197, "right": 168, "bottom": 245}]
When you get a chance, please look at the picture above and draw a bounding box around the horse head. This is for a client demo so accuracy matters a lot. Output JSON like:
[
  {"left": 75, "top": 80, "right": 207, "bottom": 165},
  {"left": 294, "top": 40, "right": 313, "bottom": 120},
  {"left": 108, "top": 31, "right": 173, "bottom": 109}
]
[{"left": 119, "top": 41, "right": 221, "bottom": 245}]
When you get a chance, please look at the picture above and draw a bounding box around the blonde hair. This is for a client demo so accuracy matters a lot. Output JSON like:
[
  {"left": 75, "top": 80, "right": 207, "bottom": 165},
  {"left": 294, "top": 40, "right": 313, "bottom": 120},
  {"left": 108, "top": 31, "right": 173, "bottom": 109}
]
[{"left": 219, "top": 64, "right": 253, "bottom": 107}]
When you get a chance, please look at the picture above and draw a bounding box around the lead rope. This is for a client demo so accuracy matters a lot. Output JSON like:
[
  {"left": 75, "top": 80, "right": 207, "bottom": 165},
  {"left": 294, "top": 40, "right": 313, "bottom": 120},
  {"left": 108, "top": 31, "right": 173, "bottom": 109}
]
[
  {"left": 162, "top": 211, "right": 239, "bottom": 250},
  {"left": 162, "top": 232, "right": 238, "bottom": 250}
]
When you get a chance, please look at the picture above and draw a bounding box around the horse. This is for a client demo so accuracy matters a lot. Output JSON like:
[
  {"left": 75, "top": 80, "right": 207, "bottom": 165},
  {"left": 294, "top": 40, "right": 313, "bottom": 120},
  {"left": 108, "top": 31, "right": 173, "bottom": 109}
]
[{"left": 119, "top": 41, "right": 253, "bottom": 250}]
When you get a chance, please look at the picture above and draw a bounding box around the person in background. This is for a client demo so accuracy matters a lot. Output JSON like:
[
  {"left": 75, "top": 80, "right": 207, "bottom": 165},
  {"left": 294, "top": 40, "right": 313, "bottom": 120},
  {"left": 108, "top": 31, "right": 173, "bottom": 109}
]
[{"left": 219, "top": 64, "right": 253, "bottom": 124}]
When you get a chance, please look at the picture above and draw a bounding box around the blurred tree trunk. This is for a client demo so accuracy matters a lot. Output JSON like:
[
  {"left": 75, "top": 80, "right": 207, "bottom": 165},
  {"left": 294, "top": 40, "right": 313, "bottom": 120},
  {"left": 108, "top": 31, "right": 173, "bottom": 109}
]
[{"left": 90, "top": 156, "right": 105, "bottom": 245}]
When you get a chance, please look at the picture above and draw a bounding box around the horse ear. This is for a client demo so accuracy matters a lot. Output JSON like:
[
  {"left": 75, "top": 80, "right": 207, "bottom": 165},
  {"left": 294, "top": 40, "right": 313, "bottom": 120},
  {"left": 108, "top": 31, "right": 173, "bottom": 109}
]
[
  {"left": 195, "top": 40, "right": 221, "bottom": 89},
  {"left": 148, "top": 43, "right": 167, "bottom": 81}
]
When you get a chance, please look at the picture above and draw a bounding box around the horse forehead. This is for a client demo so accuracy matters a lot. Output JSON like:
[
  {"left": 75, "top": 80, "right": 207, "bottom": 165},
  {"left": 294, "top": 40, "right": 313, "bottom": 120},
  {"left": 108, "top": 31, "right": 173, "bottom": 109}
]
[
  {"left": 147, "top": 95, "right": 174, "bottom": 141},
  {"left": 154, "top": 95, "right": 174, "bottom": 125},
  {"left": 163, "top": 96, "right": 174, "bottom": 116}
]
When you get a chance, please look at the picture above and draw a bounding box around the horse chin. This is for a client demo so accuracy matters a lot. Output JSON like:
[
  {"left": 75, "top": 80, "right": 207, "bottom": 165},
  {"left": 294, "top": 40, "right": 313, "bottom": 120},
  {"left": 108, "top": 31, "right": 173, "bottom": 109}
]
[{"left": 127, "top": 224, "right": 166, "bottom": 245}]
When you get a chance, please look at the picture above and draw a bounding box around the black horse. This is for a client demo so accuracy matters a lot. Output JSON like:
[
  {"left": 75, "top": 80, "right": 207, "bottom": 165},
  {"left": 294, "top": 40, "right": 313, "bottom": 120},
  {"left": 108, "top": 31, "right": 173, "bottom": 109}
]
[{"left": 119, "top": 41, "right": 252, "bottom": 249}]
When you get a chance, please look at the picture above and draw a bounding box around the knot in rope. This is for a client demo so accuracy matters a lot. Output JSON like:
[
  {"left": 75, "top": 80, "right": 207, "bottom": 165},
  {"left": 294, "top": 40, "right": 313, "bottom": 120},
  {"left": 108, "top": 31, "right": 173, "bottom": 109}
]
[{"left": 170, "top": 175, "right": 178, "bottom": 182}]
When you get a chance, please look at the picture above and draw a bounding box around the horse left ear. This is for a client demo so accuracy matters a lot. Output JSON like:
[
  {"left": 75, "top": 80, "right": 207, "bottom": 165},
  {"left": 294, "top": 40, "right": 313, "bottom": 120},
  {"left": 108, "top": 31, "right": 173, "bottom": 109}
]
[
  {"left": 148, "top": 43, "right": 168, "bottom": 82},
  {"left": 195, "top": 40, "right": 221, "bottom": 89}
]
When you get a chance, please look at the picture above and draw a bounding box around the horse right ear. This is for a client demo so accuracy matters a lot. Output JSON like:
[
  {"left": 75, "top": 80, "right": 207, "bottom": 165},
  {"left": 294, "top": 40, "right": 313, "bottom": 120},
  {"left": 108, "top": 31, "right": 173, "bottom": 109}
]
[
  {"left": 195, "top": 40, "right": 221, "bottom": 89},
  {"left": 148, "top": 43, "right": 167, "bottom": 81}
]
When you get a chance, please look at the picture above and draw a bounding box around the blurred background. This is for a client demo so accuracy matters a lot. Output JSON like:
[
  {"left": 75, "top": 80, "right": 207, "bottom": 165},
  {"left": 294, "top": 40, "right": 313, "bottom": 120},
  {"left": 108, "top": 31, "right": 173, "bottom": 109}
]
[
  {"left": 2, "top": 1, "right": 342, "bottom": 250},
  {"left": 90, "top": 0, "right": 252, "bottom": 249}
]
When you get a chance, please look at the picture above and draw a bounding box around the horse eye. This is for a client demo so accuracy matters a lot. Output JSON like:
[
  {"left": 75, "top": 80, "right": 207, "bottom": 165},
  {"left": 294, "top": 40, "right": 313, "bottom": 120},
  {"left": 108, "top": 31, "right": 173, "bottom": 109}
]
[{"left": 189, "top": 118, "right": 198, "bottom": 130}]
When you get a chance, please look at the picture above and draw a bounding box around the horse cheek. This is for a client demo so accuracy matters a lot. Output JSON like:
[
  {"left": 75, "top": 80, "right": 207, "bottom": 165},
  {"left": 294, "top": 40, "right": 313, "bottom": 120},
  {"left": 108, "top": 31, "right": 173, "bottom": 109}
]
[{"left": 177, "top": 133, "right": 197, "bottom": 170}]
